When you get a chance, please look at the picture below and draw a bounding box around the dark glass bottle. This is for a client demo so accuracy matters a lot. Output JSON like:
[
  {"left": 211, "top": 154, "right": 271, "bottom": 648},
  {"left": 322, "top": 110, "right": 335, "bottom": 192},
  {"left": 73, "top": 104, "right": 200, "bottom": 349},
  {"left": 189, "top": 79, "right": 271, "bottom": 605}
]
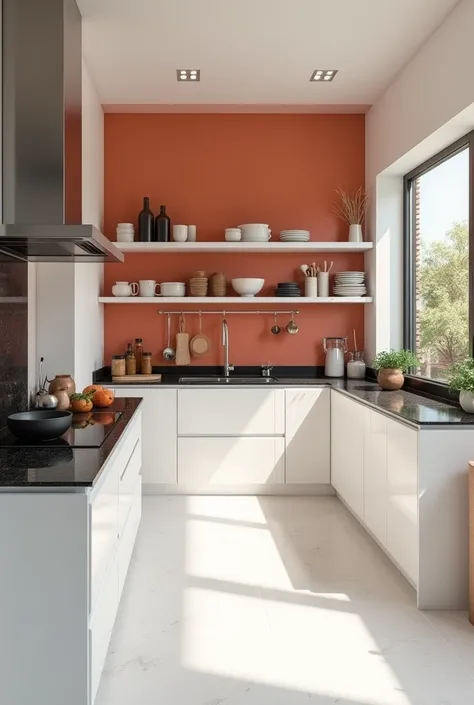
[
  {"left": 155, "top": 205, "right": 171, "bottom": 242},
  {"left": 138, "top": 197, "right": 154, "bottom": 242}
]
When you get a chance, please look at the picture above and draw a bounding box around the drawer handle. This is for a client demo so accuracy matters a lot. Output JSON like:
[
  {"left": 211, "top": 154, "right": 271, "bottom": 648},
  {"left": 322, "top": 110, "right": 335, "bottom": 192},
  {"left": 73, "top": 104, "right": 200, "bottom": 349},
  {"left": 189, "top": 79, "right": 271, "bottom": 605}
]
[{"left": 120, "top": 438, "right": 140, "bottom": 481}]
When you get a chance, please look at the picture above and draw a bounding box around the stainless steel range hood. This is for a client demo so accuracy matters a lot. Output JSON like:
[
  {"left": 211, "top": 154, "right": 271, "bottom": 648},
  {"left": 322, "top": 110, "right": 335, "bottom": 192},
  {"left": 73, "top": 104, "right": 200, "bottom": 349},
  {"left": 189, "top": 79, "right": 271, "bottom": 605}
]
[{"left": 1, "top": 0, "right": 123, "bottom": 263}]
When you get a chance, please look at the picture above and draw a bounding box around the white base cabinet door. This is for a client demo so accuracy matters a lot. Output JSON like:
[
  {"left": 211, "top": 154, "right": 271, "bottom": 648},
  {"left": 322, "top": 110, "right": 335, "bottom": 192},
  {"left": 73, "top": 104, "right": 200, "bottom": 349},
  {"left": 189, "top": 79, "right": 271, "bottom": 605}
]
[
  {"left": 386, "top": 417, "right": 418, "bottom": 586},
  {"left": 331, "top": 391, "right": 366, "bottom": 519},
  {"left": 285, "top": 388, "right": 330, "bottom": 483},
  {"left": 177, "top": 437, "right": 285, "bottom": 485},
  {"left": 363, "top": 409, "right": 387, "bottom": 547},
  {"left": 112, "top": 388, "right": 177, "bottom": 484},
  {"left": 178, "top": 388, "right": 285, "bottom": 436}
]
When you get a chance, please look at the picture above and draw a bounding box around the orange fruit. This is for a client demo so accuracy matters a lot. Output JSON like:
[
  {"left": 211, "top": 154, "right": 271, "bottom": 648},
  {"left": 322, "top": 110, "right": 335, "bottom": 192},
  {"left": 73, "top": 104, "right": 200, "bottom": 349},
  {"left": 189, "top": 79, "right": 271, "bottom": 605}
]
[
  {"left": 93, "top": 388, "right": 115, "bottom": 408},
  {"left": 70, "top": 395, "right": 93, "bottom": 413},
  {"left": 83, "top": 384, "right": 103, "bottom": 396}
]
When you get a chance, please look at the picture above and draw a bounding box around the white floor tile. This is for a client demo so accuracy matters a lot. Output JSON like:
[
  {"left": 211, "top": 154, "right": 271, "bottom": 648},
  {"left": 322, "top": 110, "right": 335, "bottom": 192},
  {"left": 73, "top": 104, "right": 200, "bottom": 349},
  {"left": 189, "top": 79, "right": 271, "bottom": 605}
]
[{"left": 96, "top": 496, "right": 474, "bottom": 705}]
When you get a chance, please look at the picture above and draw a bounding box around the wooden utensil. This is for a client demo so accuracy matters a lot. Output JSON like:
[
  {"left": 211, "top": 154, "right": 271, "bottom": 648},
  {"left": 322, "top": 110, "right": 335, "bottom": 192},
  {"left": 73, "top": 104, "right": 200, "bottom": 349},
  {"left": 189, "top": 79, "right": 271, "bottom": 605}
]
[
  {"left": 175, "top": 314, "right": 191, "bottom": 366},
  {"left": 113, "top": 374, "right": 162, "bottom": 383},
  {"left": 190, "top": 312, "right": 211, "bottom": 358}
]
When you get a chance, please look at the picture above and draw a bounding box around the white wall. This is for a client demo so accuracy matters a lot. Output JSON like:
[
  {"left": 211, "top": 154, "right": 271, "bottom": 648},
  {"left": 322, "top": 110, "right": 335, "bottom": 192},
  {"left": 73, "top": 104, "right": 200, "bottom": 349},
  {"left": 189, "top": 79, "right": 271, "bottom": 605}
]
[
  {"left": 35, "top": 59, "right": 105, "bottom": 391},
  {"left": 74, "top": 59, "right": 105, "bottom": 390},
  {"left": 365, "top": 0, "right": 474, "bottom": 360}
]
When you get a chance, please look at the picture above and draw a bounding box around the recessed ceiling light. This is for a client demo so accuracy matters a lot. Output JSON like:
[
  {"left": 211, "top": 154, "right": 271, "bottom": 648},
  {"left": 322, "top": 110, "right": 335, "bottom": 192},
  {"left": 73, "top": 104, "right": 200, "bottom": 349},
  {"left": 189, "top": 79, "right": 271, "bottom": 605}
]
[
  {"left": 310, "top": 69, "right": 338, "bottom": 82},
  {"left": 177, "top": 69, "right": 200, "bottom": 82}
]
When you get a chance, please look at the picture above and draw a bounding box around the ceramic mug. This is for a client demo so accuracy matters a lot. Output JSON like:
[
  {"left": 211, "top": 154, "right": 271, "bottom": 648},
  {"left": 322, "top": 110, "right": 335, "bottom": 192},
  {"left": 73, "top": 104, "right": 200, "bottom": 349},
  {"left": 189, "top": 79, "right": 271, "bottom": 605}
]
[
  {"left": 112, "top": 281, "right": 133, "bottom": 297},
  {"left": 158, "top": 282, "right": 186, "bottom": 297},
  {"left": 173, "top": 225, "right": 188, "bottom": 242},
  {"left": 131, "top": 280, "right": 160, "bottom": 297}
]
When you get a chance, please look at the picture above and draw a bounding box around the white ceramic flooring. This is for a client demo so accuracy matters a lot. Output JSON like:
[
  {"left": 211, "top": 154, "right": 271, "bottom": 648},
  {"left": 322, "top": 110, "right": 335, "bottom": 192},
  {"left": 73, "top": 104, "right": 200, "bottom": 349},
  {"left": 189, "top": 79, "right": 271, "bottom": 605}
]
[{"left": 96, "top": 496, "right": 474, "bottom": 705}]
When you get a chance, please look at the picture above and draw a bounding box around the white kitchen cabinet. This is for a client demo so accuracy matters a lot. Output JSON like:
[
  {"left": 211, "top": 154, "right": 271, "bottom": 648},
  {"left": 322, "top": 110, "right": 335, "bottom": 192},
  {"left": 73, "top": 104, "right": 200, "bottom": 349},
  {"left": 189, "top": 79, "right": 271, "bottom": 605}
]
[
  {"left": 363, "top": 409, "right": 387, "bottom": 547},
  {"left": 386, "top": 417, "right": 418, "bottom": 586},
  {"left": 285, "top": 388, "right": 330, "bottom": 484},
  {"left": 177, "top": 436, "right": 285, "bottom": 485},
  {"left": 331, "top": 391, "right": 366, "bottom": 519},
  {"left": 90, "top": 554, "right": 119, "bottom": 704},
  {"left": 112, "top": 388, "right": 177, "bottom": 485},
  {"left": 177, "top": 388, "right": 285, "bottom": 436}
]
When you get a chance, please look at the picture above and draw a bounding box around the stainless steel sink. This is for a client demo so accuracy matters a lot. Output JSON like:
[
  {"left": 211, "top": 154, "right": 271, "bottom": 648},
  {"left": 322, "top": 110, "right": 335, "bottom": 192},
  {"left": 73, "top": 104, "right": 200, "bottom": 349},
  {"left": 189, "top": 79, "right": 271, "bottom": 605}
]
[{"left": 178, "top": 376, "right": 277, "bottom": 385}]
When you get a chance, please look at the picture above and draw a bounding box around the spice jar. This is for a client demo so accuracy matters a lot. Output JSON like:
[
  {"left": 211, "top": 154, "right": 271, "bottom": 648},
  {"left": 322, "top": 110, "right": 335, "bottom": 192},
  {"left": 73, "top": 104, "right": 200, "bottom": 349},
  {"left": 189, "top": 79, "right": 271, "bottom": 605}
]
[
  {"left": 111, "top": 354, "right": 126, "bottom": 377},
  {"left": 141, "top": 352, "right": 152, "bottom": 375},
  {"left": 126, "top": 351, "right": 136, "bottom": 375}
]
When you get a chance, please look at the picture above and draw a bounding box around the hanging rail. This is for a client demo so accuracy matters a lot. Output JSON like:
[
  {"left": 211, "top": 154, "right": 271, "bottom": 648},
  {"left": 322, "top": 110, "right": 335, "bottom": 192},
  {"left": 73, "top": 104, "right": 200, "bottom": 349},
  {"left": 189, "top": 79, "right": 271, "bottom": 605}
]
[{"left": 157, "top": 309, "right": 300, "bottom": 316}]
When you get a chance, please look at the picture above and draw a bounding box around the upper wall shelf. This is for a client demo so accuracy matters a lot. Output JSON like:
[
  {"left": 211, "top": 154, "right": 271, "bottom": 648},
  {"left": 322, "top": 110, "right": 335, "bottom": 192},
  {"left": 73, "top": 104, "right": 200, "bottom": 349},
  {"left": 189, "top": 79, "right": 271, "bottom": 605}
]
[{"left": 112, "top": 241, "right": 373, "bottom": 254}]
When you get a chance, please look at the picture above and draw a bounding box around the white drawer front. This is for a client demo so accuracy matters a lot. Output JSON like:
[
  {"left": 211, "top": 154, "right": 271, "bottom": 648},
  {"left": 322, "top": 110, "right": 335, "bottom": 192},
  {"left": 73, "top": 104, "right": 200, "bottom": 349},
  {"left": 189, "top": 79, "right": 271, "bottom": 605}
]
[
  {"left": 90, "top": 554, "right": 119, "bottom": 704},
  {"left": 119, "top": 477, "right": 142, "bottom": 598},
  {"left": 178, "top": 389, "right": 285, "bottom": 436},
  {"left": 118, "top": 437, "right": 141, "bottom": 535},
  {"left": 90, "top": 464, "right": 119, "bottom": 612},
  {"left": 178, "top": 436, "right": 285, "bottom": 485}
]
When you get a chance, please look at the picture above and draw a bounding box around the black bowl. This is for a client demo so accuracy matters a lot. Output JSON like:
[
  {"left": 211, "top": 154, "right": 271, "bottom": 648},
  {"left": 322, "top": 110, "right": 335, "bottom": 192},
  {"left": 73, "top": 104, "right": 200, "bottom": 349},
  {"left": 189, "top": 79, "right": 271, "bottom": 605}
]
[{"left": 7, "top": 410, "right": 73, "bottom": 441}]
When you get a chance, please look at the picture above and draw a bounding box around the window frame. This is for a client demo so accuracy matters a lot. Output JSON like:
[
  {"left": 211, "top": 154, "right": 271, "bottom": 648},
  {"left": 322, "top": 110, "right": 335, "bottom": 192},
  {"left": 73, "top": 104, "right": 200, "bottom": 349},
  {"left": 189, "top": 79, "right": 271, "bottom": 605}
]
[{"left": 403, "top": 129, "right": 474, "bottom": 388}]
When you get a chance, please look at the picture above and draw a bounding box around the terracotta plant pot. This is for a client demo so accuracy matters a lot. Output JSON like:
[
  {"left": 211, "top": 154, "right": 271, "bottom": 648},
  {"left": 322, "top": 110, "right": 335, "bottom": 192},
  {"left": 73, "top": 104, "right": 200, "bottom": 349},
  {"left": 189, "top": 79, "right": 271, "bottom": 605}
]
[{"left": 377, "top": 368, "right": 404, "bottom": 391}]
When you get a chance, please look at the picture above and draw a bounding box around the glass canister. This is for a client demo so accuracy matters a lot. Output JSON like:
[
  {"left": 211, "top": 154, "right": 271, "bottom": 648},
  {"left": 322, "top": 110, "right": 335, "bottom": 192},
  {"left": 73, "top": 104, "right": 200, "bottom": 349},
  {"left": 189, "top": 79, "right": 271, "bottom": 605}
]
[
  {"left": 323, "top": 337, "right": 347, "bottom": 378},
  {"left": 347, "top": 351, "right": 367, "bottom": 379}
]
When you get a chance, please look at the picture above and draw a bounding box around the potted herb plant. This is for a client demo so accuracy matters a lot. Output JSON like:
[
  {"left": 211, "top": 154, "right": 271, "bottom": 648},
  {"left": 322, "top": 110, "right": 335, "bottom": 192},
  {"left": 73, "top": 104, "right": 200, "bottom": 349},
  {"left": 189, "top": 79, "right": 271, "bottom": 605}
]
[
  {"left": 372, "top": 349, "right": 420, "bottom": 390},
  {"left": 334, "top": 186, "right": 368, "bottom": 242},
  {"left": 447, "top": 358, "right": 474, "bottom": 413}
]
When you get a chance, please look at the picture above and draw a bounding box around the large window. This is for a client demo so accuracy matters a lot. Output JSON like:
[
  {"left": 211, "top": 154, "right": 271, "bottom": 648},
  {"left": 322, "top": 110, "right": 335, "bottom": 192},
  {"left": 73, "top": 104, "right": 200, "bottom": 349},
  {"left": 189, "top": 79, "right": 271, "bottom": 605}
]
[{"left": 404, "top": 132, "right": 473, "bottom": 383}]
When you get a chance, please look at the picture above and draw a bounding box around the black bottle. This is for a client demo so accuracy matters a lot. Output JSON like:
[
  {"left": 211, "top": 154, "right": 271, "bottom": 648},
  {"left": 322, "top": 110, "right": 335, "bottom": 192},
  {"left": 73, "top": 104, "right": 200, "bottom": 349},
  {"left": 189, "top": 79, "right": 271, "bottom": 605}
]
[
  {"left": 155, "top": 205, "right": 171, "bottom": 242},
  {"left": 138, "top": 197, "right": 154, "bottom": 242}
]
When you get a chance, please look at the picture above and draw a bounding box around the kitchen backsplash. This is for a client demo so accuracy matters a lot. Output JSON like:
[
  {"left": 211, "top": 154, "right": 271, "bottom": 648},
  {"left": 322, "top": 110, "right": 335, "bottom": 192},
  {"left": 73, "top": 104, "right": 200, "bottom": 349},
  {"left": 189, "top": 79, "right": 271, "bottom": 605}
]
[
  {"left": 103, "top": 113, "right": 365, "bottom": 366},
  {"left": 0, "top": 261, "right": 28, "bottom": 428}
]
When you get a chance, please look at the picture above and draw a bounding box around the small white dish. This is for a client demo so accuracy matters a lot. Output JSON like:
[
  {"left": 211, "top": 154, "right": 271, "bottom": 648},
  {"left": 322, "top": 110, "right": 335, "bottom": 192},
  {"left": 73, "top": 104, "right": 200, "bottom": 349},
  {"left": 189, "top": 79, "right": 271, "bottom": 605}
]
[{"left": 225, "top": 228, "right": 242, "bottom": 242}]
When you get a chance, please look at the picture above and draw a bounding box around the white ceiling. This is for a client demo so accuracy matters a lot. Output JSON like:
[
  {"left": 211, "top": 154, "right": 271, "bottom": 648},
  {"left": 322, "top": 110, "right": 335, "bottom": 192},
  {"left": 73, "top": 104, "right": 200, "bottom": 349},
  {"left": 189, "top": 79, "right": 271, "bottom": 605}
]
[{"left": 78, "top": 0, "right": 459, "bottom": 111}]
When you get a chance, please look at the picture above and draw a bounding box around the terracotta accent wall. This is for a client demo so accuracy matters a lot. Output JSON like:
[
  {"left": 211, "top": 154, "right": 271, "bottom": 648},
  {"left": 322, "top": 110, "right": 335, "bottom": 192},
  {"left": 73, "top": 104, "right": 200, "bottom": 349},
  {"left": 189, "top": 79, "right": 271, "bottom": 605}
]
[{"left": 104, "top": 114, "right": 365, "bottom": 367}]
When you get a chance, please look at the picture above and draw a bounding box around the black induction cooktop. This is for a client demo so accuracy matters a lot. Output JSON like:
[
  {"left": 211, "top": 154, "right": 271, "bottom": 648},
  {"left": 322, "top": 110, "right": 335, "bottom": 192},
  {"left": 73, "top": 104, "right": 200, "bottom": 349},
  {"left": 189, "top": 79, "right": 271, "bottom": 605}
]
[{"left": 0, "top": 411, "right": 122, "bottom": 448}]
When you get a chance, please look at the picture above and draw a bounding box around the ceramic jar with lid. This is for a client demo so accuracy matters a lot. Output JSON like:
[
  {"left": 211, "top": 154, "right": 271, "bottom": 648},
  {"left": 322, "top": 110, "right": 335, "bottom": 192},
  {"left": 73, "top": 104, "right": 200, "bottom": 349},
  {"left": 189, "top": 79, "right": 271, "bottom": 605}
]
[
  {"left": 112, "top": 281, "right": 135, "bottom": 297},
  {"left": 48, "top": 374, "right": 76, "bottom": 397},
  {"left": 111, "top": 354, "right": 126, "bottom": 377}
]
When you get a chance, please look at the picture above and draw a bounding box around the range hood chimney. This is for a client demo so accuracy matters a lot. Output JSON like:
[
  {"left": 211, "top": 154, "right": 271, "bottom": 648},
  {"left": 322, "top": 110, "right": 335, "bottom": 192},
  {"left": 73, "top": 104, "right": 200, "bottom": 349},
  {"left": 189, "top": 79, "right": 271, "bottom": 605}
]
[{"left": 0, "top": 0, "right": 123, "bottom": 262}]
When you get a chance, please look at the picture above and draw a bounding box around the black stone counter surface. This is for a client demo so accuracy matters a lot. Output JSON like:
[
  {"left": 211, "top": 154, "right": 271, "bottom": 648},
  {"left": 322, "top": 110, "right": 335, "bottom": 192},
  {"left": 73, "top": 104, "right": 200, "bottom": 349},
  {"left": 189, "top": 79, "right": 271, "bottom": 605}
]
[
  {"left": 0, "top": 398, "right": 142, "bottom": 488},
  {"left": 94, "top": 365, "right": 474, "bottom": 428}
]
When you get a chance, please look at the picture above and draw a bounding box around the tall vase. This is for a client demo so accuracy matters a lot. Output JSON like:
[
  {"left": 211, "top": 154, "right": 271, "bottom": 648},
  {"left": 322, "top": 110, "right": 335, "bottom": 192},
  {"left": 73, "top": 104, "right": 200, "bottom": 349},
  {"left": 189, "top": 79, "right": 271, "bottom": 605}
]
[{"left": 349, "top": 224, "right": 363, "bottom": 242}]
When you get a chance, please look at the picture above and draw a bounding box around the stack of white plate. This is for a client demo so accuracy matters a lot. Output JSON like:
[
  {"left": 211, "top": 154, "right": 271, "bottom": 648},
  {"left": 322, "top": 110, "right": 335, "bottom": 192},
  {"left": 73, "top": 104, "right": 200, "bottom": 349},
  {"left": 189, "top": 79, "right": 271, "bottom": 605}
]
[
  {"left": 280, "top": 230, "right": 310, "bottom": 242},
  {"left": 333, "top": 271, "right": 367, "bottom": 296}
]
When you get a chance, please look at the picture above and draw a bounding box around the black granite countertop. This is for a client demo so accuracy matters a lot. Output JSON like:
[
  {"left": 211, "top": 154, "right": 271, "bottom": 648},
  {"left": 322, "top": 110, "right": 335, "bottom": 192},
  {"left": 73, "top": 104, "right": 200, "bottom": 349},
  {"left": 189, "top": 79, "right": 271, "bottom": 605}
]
[
  {"left": 93, "top": 365, "right": 474, "bottom": 428},
  {"left": 0, "top": 398, "right": 142, "bottom": 488}
]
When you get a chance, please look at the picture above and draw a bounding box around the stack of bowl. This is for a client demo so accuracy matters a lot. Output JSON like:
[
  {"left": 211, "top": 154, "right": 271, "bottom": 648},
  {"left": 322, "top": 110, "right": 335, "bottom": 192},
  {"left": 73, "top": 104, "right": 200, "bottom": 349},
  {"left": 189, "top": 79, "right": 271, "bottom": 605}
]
[
  {"left": 210, "top": 272, "right": 227, "bottom": 296},
  {"left": 189, "top": 271, "right": 208, "bottom": 297},
  {"left": 274, "top": 282, "right": 301, "bottom": 297},
  {"left": 116, "top": 223, "right": 135, "bottom": 242}
]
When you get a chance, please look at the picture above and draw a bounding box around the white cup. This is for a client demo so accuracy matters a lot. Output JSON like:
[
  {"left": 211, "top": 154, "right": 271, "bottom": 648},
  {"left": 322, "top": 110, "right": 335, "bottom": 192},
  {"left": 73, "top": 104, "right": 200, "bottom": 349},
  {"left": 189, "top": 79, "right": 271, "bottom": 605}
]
[
  {"left": 158, "top": 282, "right": 186, "bottom": 297},
  {"left": 305, "top": 278, "right": 318, "bottom": 297},
  {"left": 130, "top": 280, "right": 159, "bottom": 297},
  {"left": 225, "top": 228, "right": 242, "bottom": 242},
  {"left": 318, "top": 272, "right": 329, "bottom": 297},
  {"left": 187, "top": 225, "right": 197, "bottom": 242},
  {"left": 112, "top": 281, "right": 133, "bottom": 297},
  {"left": 173, "top": 225, "right": 188, "bottom": 242}
]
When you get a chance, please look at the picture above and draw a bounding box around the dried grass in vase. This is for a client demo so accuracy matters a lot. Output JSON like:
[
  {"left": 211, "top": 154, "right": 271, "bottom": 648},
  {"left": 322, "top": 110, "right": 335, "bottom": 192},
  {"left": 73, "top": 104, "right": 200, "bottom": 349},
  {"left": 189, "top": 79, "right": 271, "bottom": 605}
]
[{"left": 334, "top": 186, "right": 368, "bottom": 225}]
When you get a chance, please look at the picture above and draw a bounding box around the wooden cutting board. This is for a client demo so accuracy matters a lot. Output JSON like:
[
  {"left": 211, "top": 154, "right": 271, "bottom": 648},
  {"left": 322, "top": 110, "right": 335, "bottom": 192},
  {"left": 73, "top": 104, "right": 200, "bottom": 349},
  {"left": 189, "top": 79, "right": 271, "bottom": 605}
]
[
  {"left": 175, "top": 315, "right": 190, "bottom": 366},
  {"left": 112, "top": 374, "right": 162, "bottom": 383}
]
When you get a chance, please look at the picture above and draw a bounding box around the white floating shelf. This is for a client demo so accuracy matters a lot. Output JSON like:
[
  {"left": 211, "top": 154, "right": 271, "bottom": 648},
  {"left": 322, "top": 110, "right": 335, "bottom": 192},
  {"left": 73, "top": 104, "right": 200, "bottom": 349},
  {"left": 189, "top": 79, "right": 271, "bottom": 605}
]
[
  {"left": 99, "top": 296, "right": 373, "bottom": 305},
  {"left": 113, "top": 241, "right": 373, "bottom": 254}
]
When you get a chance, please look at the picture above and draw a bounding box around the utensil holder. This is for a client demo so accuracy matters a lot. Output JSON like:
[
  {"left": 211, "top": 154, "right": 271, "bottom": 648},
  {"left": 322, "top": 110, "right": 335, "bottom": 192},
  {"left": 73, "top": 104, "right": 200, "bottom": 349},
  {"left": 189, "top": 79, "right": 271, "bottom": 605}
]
[
  {"left": 304, "top": 278, "right": 317, "bottom": 297},
  {"left": 318, "top": 272, "right": 329, "bottom": 297}
]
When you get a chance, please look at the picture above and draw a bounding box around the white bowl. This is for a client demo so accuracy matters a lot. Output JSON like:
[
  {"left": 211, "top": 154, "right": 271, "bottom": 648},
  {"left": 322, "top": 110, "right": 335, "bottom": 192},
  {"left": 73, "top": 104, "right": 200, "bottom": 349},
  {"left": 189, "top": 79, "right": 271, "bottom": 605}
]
[{"left": 231, "top": 278, "right": 265, "bottom": 297}]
